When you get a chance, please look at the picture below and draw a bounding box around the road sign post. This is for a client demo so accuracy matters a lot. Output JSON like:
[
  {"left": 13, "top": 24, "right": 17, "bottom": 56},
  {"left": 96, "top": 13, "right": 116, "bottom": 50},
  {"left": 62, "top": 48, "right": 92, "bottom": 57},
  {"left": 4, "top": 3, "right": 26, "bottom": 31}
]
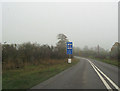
[{"left": 67, "top": 42, "right": 73, "bottom": 63}]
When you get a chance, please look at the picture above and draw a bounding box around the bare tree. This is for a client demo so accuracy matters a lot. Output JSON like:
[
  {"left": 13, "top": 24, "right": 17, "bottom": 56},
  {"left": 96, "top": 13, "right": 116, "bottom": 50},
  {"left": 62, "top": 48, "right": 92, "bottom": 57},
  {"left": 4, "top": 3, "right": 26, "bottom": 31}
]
[{"left": 56, "top": 34, "right": 68, "bottom": 58}]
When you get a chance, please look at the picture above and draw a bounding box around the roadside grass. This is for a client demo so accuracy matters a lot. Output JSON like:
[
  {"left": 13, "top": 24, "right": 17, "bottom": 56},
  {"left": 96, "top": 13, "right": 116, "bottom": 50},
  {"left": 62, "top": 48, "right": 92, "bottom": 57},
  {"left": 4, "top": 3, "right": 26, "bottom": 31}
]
[
  {"left": 88, "top": 56, "right": 120, "bottom": 67},
  {"left": 2, "top": 58, "right": 79, "bottom": 89}
]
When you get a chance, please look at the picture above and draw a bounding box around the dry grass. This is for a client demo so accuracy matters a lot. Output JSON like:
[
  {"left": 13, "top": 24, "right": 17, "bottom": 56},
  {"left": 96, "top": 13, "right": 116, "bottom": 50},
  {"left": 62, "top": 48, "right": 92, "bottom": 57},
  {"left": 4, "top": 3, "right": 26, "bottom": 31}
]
[
  {"left": 3, "top": 59, "right": 69, "bottom": 70},
  {"left": 3, "top": 58, "right": 79, "bottom": 89}
]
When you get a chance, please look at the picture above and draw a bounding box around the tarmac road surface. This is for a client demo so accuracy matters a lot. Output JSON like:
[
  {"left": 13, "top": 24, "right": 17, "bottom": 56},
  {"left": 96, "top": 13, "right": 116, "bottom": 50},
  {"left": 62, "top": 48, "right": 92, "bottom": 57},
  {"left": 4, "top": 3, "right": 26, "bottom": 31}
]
[{"left": 31, "top": 56, "right": 119, "bottom": 90}]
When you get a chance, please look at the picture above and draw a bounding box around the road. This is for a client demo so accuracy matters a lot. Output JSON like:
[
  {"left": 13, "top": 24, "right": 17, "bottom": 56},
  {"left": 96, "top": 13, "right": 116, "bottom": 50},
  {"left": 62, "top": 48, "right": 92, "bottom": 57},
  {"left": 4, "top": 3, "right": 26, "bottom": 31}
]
[{"left": 31, "top": 57, "right": 119, "bottom": 90}]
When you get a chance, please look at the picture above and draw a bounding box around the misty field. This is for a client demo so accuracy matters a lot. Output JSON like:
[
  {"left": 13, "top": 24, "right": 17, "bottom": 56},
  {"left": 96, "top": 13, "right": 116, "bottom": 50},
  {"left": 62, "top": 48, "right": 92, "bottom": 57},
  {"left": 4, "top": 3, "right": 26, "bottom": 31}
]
[{"left": 2, "top": 58, "right": 79, "bottom": 89}]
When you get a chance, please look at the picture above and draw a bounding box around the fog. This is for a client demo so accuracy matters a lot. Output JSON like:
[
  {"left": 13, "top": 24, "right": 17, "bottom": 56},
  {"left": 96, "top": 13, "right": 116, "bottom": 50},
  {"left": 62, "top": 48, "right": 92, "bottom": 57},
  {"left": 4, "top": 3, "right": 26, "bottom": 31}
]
[{"left": 2, "top": 2, "right": 118, "bottom": 50}]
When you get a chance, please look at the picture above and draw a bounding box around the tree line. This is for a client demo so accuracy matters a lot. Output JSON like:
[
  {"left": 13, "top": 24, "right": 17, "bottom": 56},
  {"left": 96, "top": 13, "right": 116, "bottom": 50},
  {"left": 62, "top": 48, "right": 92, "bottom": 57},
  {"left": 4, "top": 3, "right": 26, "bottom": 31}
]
[
  {"left": 2, "top": 33, "right": 120, "bottom": 69},
  {"left": 73, "top": 42, "right": 120, "bottom": 61},
  {"left": 2, "top": 34, "right": 69, "bottom": 69}
]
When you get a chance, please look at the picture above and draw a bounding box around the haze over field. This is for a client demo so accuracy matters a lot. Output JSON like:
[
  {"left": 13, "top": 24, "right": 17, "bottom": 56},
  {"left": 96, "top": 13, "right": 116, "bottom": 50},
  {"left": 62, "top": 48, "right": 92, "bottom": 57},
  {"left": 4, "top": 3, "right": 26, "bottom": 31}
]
[
  {"left": 2, "top": 2, "right": 118, "bottom": 50},
  {"left": 1, "top": 1, "right": 120, "bottom": 90}
]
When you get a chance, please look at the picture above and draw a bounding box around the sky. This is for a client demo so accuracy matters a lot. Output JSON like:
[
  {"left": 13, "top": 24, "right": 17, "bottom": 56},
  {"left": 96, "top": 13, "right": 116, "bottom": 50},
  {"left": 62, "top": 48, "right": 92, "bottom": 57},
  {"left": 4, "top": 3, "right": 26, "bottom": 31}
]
[{"left": 1, "top": 1, "right": 118, "bottom": 50}]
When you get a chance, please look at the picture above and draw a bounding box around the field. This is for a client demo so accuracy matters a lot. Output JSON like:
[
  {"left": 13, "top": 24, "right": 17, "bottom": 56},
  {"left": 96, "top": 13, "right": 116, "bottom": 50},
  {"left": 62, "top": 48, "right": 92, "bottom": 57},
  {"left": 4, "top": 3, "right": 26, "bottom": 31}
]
[{"left": 2, "top": 58, "right": 79, "bottom": 89}]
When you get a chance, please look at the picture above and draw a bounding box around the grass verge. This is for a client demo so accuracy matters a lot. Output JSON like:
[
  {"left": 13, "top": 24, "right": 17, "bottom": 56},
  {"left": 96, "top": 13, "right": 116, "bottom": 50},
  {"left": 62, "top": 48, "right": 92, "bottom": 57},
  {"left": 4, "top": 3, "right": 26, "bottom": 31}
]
[
  {"left": 88, "top": 57, "right": 120, "bottom": 67},
  {"left": 2, "top": 58, "right": 79, "bottom": 89}
]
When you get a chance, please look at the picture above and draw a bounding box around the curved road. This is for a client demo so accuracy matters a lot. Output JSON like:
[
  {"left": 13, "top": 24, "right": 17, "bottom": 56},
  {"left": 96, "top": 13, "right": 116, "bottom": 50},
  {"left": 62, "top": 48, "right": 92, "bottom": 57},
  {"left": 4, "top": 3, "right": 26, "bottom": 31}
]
[{"left": 31, "top": 57, "right": 119, "bottom": 90}]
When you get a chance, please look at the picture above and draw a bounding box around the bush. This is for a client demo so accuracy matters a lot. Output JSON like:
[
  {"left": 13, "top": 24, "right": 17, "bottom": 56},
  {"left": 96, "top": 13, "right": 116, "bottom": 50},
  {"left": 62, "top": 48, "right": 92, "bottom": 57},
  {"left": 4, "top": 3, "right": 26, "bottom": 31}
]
[{"left": 2, "top": 42, "right": 67, "bottom": 70}]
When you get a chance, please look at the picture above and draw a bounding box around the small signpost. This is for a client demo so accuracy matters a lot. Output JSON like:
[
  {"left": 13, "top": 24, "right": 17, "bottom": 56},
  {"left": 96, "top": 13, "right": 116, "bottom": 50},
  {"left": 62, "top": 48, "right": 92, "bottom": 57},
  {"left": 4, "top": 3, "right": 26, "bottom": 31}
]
[{"left": 67, "top": 42, "right": 73, "bottom": 63}]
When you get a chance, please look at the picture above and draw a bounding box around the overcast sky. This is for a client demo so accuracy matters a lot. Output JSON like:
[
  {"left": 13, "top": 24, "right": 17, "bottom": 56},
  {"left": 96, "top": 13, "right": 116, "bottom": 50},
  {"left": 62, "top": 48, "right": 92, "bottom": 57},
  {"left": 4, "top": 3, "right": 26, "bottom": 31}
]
[{"left": 2, "top": 2, "right": 118, "bottom": 50}]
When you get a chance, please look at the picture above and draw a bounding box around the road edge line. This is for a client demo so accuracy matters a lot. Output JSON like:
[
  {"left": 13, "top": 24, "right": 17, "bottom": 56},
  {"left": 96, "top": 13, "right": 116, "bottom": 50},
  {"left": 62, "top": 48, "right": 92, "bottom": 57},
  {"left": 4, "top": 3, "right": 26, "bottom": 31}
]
[
  {"left": 90, "top": 61, "right": 120, "bottom": 91},
  {"left": 88, "top": 60, "right": 112, "bottom": 90}
]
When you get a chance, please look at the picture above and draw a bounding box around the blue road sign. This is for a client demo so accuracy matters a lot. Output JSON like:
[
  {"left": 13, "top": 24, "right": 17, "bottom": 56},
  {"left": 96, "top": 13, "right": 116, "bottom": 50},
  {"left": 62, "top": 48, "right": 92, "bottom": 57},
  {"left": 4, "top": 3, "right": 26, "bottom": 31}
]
[{"left": 67, "top": 42, "right": 73, "bottom": 54}]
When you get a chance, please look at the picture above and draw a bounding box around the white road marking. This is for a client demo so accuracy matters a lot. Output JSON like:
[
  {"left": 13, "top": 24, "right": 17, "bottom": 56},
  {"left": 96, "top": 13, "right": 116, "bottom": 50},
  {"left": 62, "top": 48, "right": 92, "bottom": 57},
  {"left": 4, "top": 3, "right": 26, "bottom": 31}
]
[
  {"left": 83, "top": 58, "right": 120, "bottom": 91},
  {"left": 90, "top": 60, "right": 120, "bottom": 91},
  {"left": 88, "top": 60, "right": 112, "bottom": 90}
]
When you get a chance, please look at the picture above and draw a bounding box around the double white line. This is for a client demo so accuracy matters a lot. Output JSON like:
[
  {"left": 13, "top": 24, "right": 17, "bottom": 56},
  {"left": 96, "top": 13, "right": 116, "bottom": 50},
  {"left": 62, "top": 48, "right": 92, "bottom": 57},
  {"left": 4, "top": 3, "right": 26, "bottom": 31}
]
[{"left": 82, "top": 58, "right": 120, "bottom": 91}]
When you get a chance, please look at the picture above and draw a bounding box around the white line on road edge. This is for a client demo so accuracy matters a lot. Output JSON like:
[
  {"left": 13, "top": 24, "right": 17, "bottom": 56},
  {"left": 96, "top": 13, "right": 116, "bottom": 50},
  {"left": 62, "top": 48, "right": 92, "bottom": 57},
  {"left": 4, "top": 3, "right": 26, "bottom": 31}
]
[
  {"left": 88, "top": 60, "right": 112, "bottom": 90},
  {"left": 90, "top": 61, "right": 120, "bottom": 91},
  {"left": 85, "top": 58, "right": 120, "bottom": 91}
]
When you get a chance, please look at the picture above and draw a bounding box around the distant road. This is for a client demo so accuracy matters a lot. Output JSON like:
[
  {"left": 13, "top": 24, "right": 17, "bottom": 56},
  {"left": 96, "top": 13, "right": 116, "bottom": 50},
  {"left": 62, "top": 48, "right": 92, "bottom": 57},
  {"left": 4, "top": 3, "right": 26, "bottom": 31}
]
[{"left": 31, "top": 57, "right": 119, "bottom": 90}]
